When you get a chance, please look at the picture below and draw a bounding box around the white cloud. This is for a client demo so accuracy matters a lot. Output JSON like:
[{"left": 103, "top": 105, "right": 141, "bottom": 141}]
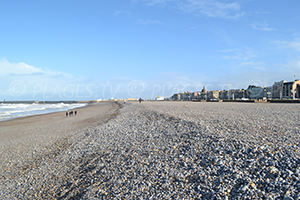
[
  {"left": 212, "top": 58, "right": 300, "bottom": 90},
  {"left": 114, "top": 10, "right": 132, "bottom": 16},
  {"left": 180, "top": 0, "right": 244, "bottom": 19},
  {"left": 212, "top": 28, "right": 237, "bottom": 45},
  {"left": 0, "top": 58, "right": 43, "bottom": 76},
  {"left": 0, "top": 58, "right": 206, "bottom": 100},
  {"left": 273, "top": 40, "right": 300, "bottom": 51},
  {"left": 252, "top": 21, "right": 276, "bottom": 31},
  {"left": 0, "top": 58, "right": 98, "bottom": 100},
  {"left": 132, "top": 0, "right": 245, "bottom": 19},
  {"left": 217, "top": 47, "right": 269, "bottom": 73},
  {"left": 283, "top": 60, "right": 300, "bottom": 72},
  {"left": 213, "top": 71, "right": 280, "bottom": 89},
  {"left": 219, "top": 47, "right": 256, "bottom": 61},
  {"left": 132, "top": 0, "right": 174, "bottom": 6},
  {"left": 137, "top": 19, "right": 164, "bottom": 25},
  {"left": 103, "top": 59, "right": 300, "bottom": 98},
  {"left": 241, "top": 61, "right": 265, "bottom": 67},
  {"left": 218, "top": 48, "right": 239, "bottom": 53},
  {"left": 240, "top": 62, "right": 266, "bottom": 72},
  {"left": 142, "top": 71, "right": 208, "bottom": 97},
  {"left": 0, "top": 58, "right": 75, "bottom": 79}
]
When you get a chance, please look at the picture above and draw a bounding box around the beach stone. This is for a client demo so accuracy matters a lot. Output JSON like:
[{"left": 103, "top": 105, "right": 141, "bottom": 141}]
[{"left": 1, "top": 101, "right": 300, "bottom": 199}]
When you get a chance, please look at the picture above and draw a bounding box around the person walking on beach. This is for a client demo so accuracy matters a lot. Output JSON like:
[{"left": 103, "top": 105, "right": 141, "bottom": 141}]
[
  {"left": 75, "top": 111, "right": 77, "bottom": 116},
  {"left": 139, "top": 98, "right": 142, "bottom": 103},
  {"left": 66, "top": 112, "right": 68, "bottom": 117}
]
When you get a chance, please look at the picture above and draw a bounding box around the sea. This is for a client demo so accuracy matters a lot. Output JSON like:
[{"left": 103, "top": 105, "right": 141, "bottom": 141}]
[{"left": 0, "top": 103, "right": 86, "bottom": 122}]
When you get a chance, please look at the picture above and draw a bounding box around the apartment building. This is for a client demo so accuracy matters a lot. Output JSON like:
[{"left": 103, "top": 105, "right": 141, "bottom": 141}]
[
  {"left": 272, "top": 80, "right": 300, "bottom": 99},
  {"left": 207, "top": 90, "right": 220, "bottom": 100}
]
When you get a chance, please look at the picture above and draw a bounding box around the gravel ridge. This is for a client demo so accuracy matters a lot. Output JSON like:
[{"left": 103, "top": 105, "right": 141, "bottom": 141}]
[{"left": 1, "top": 102, "right": 300, "bottom": 199}]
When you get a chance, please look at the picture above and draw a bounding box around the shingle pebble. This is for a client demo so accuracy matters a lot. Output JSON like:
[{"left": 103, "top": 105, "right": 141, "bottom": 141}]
[{"left": 1, "top": 101, "right": 300, "bottom": 199}]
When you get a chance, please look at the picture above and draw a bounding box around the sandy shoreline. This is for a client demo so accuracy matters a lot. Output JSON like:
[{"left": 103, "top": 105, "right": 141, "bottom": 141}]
[{"left": 0, "top": 102, "right": 120, "bottom": 182}]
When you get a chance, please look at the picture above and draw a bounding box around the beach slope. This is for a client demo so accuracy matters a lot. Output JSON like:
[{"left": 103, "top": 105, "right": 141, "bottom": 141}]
[
  {"left": 1, "top": 101, "right": 300, "bottom": 199},
  {"left": 0, "top": 101, "right": 120, "bottom": 197}
]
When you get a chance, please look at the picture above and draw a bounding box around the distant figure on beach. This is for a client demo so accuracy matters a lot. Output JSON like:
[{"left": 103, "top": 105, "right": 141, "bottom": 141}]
[
  {"left": 139, "top": 98, "right": 142, "bottom": 103},
  {"left": 66, "top": 112, "right": 68, "bottom": 117},
  {"left": 124, "top": 100, "right": 126, "bottom": 104},
  {"left": 75, "top": 111, "right": 77, "bottom": 116},
  {"left": 69, "top": 111, "right": 73, "bottom": 116}
]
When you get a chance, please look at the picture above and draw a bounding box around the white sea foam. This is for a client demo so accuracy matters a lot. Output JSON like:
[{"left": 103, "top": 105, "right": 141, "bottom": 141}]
[{"left": 0, "top": 103, "right": 86, "bottom": 122}]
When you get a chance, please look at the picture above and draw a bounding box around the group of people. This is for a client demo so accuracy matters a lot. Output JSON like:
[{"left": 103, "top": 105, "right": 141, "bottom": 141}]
[{"left": 66, "top": 110, "right": 77, "bottom": 116}]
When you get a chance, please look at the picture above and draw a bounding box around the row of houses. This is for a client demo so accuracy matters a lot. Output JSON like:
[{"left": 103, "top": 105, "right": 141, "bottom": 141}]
[{"left": 171, "top": 80, "right": 300, "bottom": 101}]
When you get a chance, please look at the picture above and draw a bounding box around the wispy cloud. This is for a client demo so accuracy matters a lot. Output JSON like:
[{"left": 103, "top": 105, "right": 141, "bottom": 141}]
[
  {"left": 273, "top": 40, "right": 300, "bottom": 51},
  {"left": 132, "top": 0, "right": 245, "bottom": 19},
  {"left": 137, "top": 19, "right": 164, "bottom": 25},
  {"left": 8, "top": 72, "right": 46, "bottom": 76},
  {"left": 219, "top": 47, "right": 256, "bottom": 61},
  {"left": 0, "top": 58, "right": 75, "bottom": 79},
  {"left": 212, "top": 71, "right": 282, "bottom": 89},
  {"left": 240, "top": 61, "right": 264, "bottom": 66},
  {"left": 132, "top": 0, "right": 174, "bottom": 6},
  {"left": 252, "top": 21, "right": 277, "bottom": 31},
  {"left": 218, "top": 48, "right": 239, "bottom": 53},
  {"left": 0, "top": 58, "right": 43, "bottom": 76},
  {"left": 212, "top": 28, "right": 237, "bottom": 45},
  {"left": 284, "top": 59, "right": 300, "bottom": 71},
  {"left": 146, "top": 71, "right": 208, "bottom": 95},
  {"left": 0, "top": 58, "right": 94, "bottom": 100},
  {"left": 217, "top": 47, "right": 267, "bottom": 72},
  {"left": 207, "top": 59, "right": 300, "bottom": 90},
  {"left": 240, "top": 61, "right": 266, "bottom": 71},
  {"left": 0, "top": 58, "right": 207, "bottom": 100},
  {"left": 180, "top": 0, "right": 245, "bottom": 19},
  {"left": 114, "top": 10, "right": 132, "bottom": 17}
]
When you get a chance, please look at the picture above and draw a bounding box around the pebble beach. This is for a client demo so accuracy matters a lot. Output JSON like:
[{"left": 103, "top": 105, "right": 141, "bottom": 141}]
[{"left": 1, "top": 101, "right": 300, "bottom": 199}]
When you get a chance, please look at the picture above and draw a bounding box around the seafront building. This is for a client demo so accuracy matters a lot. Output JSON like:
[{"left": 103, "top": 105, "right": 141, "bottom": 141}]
[
  {"left": 272, "top": 80, "right": 300, "bottom": 99},
  {"left": 155, "top": 95, "right": 165, "bottom": 101},
  {"left": 217, "top": 89, "right": 246, "bottom": 100},
  {"left": 246, "top": 85, "right": 272, "bottom": 100},
  {"left": 171, "top": 79, "right": 300, "bottom": 101},
  {"left": 127, "top": 98, "right": 136, "bottom": 101},
  {"left": 172, "top": 93, "right": 181, "bottom": 101},
  {"left": 207, "top": 90, "right": 220, "bottom": 100},
  {"left": 218, "top": 90, "right": 228, "bottom": 100},
  {"left": 230, "top": 89, "right": 246, "bottom": 100},
  {"left": 179, "top": 91, "right": 194, "bottom": 101}
]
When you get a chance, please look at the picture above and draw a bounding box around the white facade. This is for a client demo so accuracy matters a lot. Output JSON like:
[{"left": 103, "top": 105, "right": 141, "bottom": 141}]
[{"left": 156, "top": 96, "right": 164, "bottom": 101}]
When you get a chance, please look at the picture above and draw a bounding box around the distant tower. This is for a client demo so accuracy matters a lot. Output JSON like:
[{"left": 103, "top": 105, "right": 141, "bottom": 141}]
[
  {"left": 201, "top": 86, "right": 207, "bottom": 100},
  {"left": 201, "top": 86, "right": 206, "bottom": 93}
]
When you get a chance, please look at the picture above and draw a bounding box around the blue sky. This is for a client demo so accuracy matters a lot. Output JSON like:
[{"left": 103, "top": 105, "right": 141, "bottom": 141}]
[{"left": 1, "top": 0, "right": 300, "bottom": 100}]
